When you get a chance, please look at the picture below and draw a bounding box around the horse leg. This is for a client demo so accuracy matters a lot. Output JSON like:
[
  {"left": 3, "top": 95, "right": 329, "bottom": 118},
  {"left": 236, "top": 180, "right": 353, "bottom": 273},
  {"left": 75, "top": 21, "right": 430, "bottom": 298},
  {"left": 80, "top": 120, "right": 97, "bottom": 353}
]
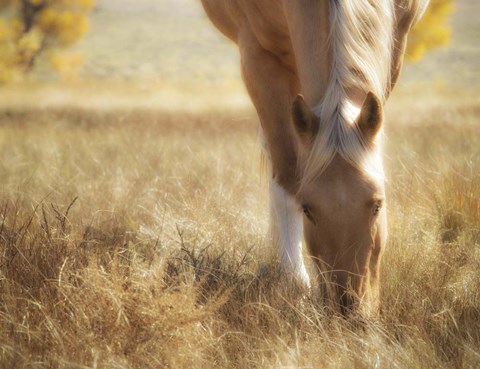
[
  {"left": 269, "top": 180, "right": 310, "bottom": 288},
  {"left": 239, "top": 27, "right": 310, "bottom": 288}
]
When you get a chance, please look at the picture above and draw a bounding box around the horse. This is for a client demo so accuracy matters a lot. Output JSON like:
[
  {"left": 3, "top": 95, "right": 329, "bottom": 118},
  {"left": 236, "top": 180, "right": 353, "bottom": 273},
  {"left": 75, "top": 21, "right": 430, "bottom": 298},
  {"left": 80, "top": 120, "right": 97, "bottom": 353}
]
[{"left": 200, "top": 0, "right": 429, "bottom": 315}]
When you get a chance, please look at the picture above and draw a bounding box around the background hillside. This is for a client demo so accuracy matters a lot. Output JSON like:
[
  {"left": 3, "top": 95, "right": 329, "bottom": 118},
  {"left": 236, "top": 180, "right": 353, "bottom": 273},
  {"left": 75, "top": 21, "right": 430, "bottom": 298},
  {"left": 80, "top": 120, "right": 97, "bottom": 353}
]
[
  {"left": 1, "top": 0, "right": 478, "bottom": 109},
  {"left": 77, "top": 0, "right": 479, "bottom": 87}
]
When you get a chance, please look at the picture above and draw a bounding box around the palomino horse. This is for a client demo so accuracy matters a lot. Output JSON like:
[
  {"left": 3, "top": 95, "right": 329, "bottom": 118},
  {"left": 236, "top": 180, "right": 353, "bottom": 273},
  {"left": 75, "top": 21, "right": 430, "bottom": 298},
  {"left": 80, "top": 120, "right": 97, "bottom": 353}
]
[{"left": 201, "top": 0, "right": 428, "bottom": 314}]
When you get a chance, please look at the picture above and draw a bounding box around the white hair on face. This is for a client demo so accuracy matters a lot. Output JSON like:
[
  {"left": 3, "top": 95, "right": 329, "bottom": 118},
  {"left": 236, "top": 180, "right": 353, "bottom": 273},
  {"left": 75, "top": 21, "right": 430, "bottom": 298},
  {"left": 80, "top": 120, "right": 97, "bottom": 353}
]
[{"left": 302, "top": 0, "right": 393, "bottom": 186}]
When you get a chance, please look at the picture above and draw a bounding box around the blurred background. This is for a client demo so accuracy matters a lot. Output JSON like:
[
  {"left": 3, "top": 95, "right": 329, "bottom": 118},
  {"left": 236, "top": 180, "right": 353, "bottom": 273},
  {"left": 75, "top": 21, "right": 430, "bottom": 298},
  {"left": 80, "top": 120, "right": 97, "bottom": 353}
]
[
  {"left": 0, "top": 0, "right": 478, "bottom": 110},
  {"left": 1, "top": 2, "right": 480, "bottom": 367}
]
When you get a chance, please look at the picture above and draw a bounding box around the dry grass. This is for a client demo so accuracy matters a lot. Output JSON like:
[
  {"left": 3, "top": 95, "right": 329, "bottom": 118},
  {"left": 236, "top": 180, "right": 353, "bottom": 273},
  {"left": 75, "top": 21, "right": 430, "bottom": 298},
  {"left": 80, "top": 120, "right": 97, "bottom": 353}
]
[{"left": 1, "top": 97, "right": 480, "bottom": 368}]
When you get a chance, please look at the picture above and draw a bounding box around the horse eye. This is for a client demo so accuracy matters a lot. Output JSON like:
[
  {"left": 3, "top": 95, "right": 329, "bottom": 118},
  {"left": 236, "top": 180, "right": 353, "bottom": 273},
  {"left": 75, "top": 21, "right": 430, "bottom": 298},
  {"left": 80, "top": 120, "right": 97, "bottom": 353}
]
[
  {"left": 372, "top": 202, "right": 382, "bottom": 216},
  {"left": 302, "top": 205, "right": 315, "bottom": 222}
]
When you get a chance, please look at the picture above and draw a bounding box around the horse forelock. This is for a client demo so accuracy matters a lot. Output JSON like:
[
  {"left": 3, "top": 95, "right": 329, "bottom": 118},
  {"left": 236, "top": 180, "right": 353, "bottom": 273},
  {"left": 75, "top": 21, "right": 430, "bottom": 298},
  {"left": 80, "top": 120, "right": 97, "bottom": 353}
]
[
  {"left": 301, "top": 0, "right": 392, "bottom": 188},
  {"left": 302, "top": 101, "right": 385, "bottom": 188}
]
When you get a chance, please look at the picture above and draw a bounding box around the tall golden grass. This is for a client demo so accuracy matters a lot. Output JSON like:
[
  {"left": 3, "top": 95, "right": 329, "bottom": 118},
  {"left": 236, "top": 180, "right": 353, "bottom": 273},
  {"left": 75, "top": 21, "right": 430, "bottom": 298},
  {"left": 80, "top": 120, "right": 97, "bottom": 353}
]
[{"left": 0, "top": 96, "right": 479, "bottom": 368}]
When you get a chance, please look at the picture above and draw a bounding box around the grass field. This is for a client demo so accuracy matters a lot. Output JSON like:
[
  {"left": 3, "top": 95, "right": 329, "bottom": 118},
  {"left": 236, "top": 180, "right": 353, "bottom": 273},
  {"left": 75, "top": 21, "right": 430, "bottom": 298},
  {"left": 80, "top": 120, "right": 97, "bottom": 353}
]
[
  {"left": 1, "top": 0, "right": 480, "bottom": 367},
  {"left": 0, "top": 93, "right": 479, "bottom": 368}
]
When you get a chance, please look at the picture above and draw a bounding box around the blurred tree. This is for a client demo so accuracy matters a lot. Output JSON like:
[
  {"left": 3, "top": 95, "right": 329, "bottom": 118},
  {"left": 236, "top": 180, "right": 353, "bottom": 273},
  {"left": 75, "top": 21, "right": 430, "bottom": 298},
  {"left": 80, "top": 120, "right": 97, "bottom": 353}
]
[
  {"left": 0, "top": 0, "right": 94, "bottom": 81},
  {"left": 407, "top": 0, "right": 453, "bottom": 62}
]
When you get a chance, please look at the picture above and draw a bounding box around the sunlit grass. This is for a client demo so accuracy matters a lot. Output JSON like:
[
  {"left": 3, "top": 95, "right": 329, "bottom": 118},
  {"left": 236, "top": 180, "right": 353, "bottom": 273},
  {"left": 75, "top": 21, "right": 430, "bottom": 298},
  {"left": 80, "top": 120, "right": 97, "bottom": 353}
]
[{"left": 0, "top": 95, "right": 479, "bottom": 368}]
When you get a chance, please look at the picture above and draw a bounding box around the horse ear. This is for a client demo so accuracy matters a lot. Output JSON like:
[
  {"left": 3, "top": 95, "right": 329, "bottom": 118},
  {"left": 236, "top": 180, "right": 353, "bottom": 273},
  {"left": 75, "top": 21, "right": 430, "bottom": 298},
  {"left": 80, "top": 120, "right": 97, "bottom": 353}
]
[
  {"left": 292, "top": 94, "right": 319, "bottom": 139},
  {"left": 357, "top": 92, "right": 383, "bottom": 143}
]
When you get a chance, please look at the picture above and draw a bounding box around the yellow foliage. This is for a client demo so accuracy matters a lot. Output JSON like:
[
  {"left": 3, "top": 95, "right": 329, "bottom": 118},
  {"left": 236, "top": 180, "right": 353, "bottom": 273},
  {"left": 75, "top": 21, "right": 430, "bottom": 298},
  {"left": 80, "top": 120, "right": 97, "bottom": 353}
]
[
  {"left": 0, "top": 18, "right": 24, "bottom": 82},
  {"left": 9, "top": 17, "right": 24, "bottom": 39},
  {"left": 0, "top": 20, "right": 10, "bottom": 43},
  {"left": 78, "top": 0, "right": 94, "bottom": 9},
  {"left": 49, "top": 51, "right": 84, "bottom": 80},
  {"left": 38, "top": 8, "right": 89, "bottom": 45},
  {"left": 407, "top": 0, "right": 453, "bottom": 62},
  {"left": 17, "top": 29, "right": 42, "bottom": 55},
  {"left": 0, "top": 0, "right": 94, "bottom": 82}
]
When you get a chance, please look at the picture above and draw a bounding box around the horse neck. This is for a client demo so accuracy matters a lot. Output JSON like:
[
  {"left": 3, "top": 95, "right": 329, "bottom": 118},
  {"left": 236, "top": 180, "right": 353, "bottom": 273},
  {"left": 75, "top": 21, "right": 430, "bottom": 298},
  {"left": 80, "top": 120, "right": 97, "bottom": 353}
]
[
  {"left": 282, "top": 1, "right": 331, "bottom": 107},
  {"left": 285, "top": 0, "right": 394, "bottom": 113}
]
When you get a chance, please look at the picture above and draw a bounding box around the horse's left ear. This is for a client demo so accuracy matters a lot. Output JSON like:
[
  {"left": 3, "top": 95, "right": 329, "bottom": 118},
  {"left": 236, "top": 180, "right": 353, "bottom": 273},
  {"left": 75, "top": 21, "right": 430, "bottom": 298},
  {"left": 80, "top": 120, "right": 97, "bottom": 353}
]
[{"left": 357, "top": 92, "right": 383, "bottom": 143}]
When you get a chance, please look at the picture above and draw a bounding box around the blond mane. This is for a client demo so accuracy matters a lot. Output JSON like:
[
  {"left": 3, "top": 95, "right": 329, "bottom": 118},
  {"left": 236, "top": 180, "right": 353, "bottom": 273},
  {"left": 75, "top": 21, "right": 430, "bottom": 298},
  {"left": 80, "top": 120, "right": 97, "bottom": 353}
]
[{"left": 302, "top": 0, "right": 394, "bottom": 186}]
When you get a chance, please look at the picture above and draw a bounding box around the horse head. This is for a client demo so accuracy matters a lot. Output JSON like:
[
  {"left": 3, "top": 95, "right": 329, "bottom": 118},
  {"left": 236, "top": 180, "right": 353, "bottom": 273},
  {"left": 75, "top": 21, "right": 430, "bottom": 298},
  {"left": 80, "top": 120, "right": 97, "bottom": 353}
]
[{"left": 292, "top": 92, "right": 387, "bottom": 315}]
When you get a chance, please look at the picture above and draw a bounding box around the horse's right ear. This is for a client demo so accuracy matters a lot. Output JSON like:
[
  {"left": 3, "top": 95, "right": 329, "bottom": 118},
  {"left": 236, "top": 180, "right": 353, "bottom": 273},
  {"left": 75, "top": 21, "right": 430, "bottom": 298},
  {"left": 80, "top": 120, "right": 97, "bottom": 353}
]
[
  {"left": 292, "top": 94, "right": 319, "bottom": 139},
  {"left": 357, "top": 92, "right": 383, "bottom": 143}
]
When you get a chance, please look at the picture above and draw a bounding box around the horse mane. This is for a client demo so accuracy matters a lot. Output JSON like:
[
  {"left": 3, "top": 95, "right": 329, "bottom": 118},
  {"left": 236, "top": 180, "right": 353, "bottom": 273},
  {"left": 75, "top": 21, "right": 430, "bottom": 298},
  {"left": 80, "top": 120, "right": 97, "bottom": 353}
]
[{"left": 301, "top": 0, "right": 394, "bottom": 186}]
